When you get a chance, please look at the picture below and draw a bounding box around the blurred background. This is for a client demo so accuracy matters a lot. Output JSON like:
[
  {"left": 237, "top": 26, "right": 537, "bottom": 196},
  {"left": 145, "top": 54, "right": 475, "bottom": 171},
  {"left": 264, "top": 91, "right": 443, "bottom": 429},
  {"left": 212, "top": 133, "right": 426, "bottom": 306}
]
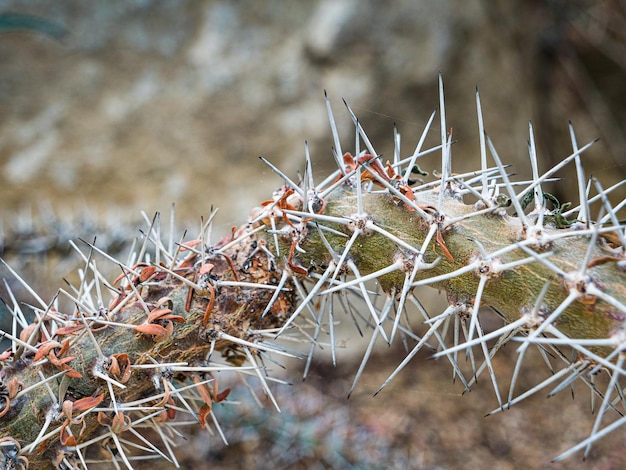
[{"left": 0, "top": 1, "right": 624, "bottom": 468}]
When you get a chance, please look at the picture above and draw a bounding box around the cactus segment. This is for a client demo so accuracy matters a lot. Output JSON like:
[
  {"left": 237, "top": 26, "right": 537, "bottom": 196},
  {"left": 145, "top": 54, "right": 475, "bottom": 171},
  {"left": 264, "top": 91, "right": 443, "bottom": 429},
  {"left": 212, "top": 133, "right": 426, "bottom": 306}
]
[{"left": 1, "top": 78, "right": 625, "bottom": 467}]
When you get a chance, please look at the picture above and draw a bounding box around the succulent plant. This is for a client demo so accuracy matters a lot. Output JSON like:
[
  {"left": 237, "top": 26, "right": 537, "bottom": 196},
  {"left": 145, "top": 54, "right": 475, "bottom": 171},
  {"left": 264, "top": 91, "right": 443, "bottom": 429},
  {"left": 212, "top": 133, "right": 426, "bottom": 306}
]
[{"left": 1, "top": 77, "right": 624, "bottom": 468}]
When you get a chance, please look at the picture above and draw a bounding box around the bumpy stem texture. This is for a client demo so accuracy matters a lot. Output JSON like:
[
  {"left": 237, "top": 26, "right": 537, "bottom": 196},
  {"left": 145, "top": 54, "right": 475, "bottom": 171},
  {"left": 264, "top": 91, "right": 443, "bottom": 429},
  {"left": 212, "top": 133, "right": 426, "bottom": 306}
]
[{"left": 290, "top": 188, "right": 625, "bottom": 349}]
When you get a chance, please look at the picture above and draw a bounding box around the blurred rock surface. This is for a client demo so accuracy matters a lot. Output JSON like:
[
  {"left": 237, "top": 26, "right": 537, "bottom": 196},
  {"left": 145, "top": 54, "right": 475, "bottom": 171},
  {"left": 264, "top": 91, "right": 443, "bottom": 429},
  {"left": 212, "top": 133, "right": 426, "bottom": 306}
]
[{"left": 0, "top": 1, "right": 622, "bottom": 229}]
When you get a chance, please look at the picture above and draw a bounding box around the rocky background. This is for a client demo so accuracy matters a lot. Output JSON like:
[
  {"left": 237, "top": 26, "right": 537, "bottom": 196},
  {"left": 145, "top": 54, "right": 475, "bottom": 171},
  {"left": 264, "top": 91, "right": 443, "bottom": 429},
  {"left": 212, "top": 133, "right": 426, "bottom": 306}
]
[{"left": 0, "top": 1, "right": 624, "bottom": 468}]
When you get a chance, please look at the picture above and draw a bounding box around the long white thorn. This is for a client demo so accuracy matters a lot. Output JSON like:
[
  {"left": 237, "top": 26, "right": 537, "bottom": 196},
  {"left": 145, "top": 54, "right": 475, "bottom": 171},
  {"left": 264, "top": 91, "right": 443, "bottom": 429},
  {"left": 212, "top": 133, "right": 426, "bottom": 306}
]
[
  {"left": 3, "top": 280, "right": 29, "bottom": 328},
  {"left": 367, "top": 221, "right": 433, "bottom": 257},
  {"left": 593, "top": 178, "right": 626, "bottom": 248},
  {"left": 475, "top": 88, "right": 490, "bottom": 198},
  {"left": 410, "top": 261, "right": 477, "bottom": 288},
  {"left": 348, "top": 325, "right": 380, "bottom": 398},
  {"left": 109, "top": 433, "right": 134, "bottom": 470},
  {"left": 433, "top": 316, "right": 528, "bottom": 359},
  {"left": 522, "top": 290, "right": 579, "bottom": 346},
  {"left": 403, "top": 109, "right": 436, "bottom": 181},
  {"left": 515, "top": 138, "right": 598, "bottom": 205},
  {"left": 346, "top": 260, "right": 389, "bottom": 344},
  {"left": 569, "top": 122, "right": 589, "bottom": 226},
  {"left": 302, "top": 296, "right": 326, "bottom": 381},
  {"left": 218, "top": 331, "right": 298, "bottom": 358},
  {"left": 473, "top": 321, "right": 504, "bottom": 409},
  {"left": 0, "top": 329, "right": 39, "bottom": 354},
  {"left": 215, "top": 223, "right": 267, "bottom": 255},
  {"left": 328, "top": 297, "right": 337, "bottom": 367},
  {"left": 437, "top": 72, "right": 452, "bottom": 210},
  {"left": 506, "top": 280, "right": 551, "bottom": 405},
  {"left": 389, "top": 258, "right": 421, "bottom": 344},
  {"left": 261, "top": 269, "right": 290, "bottom": 318},
  {"left": 527, "top": 121, "right": 544, "bottom": 215},
  {"left": 562, "top": 179, "right": 626, "bottom": 219},
  {"left": 355, "top": 165, "right": 364, "bottom": 215},
  {"left": 393, "top": 123, "right": 401, "bottom": 169},
  {"left": 375, "top": 311, "right": 452, "bottom": 396},
  {"left": 324, "top": 90, "right": 345, "bottom": 174},
  {"left": 305, "top": 142, "right": 315, "bottom": 201},
  {"left": 15, "top": 369, "right": 67, "bottom": 400},
  {"left": 489, "top": 363, "right": 580, "bottom": 416},
  {"left": 466, "top": 274, "right": 488, "bottom": 344},
  {"left": 302, "top": 142, "right": 311, "bottom": 207},
  {"left": 0, "top": 258, "right": 48, "bottom": 310},
  {"left": 553, "top": 414, "right": 626, "bottom": 462},
  {"left": 243, "top": 346, "right": 281, "bottom": 412},
  {"left": 258, "top": 157, "right": 305, "bottom": 198},
  {"left": 331, "top": 228, "right": 361, "bottom": 281},
  {"left": 275, "top": 264, "right": 335, "bottom": 338},
  {"left": 322, "top": 260, "right": 402, "bottom": 295},
  {"left": 140, "top": 211, "right": 171, "bottom": 265},
  {"left": 486, "top": 135, "right": 530, "bottom": 231},
  {"left": 343, "top": 99, "right": 378, "bottom": 158},
  {"left": 136, "top": 212, "right": 158, "bottom": 267}
]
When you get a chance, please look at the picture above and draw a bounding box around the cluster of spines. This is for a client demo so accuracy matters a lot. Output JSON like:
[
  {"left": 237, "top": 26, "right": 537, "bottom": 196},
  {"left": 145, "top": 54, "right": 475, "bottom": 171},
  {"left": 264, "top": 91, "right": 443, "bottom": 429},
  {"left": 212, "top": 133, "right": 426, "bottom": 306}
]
[
  {"left": 0, "top": 207, "right": 303, "bottom": 468},
  {"left": 0, "top": 75, "right": 625, "bottom": 467},
  {"left": 255, "top": 76, "right": 626, "bottom": 461}
]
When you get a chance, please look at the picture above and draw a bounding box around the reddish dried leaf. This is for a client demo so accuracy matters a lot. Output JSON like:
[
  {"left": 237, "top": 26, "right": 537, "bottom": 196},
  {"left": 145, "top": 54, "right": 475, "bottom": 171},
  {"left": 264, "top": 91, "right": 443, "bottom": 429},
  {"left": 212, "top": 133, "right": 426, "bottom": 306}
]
[
  {"left": 108, "top": 291, "right": 127, "bottom": 310},
  {"left": 64, "top": 367, "right": 83, "bottom": 379},
  {"left": 202, "top": 283, "right": 216, "bottom": 327},
  {"left": 110, "top": 411, "right": 131, "bottom": 434},
  {"left": 198, "top": 404, "right": 211, "bottom": 429},
  {"left": 112, "top": 272, "right": 127, "bottom": 286},
  {"left": 193, "top": 376, "right": 213, "bottom": 406},
  {"left": 152, "top": 382, "right": 171, "bottom": 408},
  {"left": 166, "top": 398, "right": 177, "bottom": 420},
  {"left": 112, "top": 262, "right": 149, "bottom": 285},
  {"left": 72, "top": 393, "right": 105, "bottom": 413},
  {"left": 162, "top": 322, "right": 174, "bottom": 340},
  {"left": 58, "top": 339, "right": 71, "bottom": 358},
  {"left": 48, "top": 350, "right": 76, "bottom": 367},
  {"left": 147, "top": 308, "right": 173, "bottom": 323},
  {"left": 600, "top": 231, "right": 623, "bottom": 248},
  {"left": 155, "top": 392, "right": 177, "bottom": 422},
  {"left": 97, "top": 411, "right": 110, "bottom": 427},
  {"left": 436, "top": 228, "right": 455, "bottom": 264},
  {"left": 62, "top": 400, "right": 74, "bottom": 420},
  {"left": 59, "top": 420, "right": 77, "bottom": 447},
  {"left": 54, "top": 325, "right": 85, "bottom": 336},
  {"left": 139, "top": 265, "right": 157, "bottom": 283},
  {"left": 19, "top": 322, "right": 38, "bottom": 344},
  {"left": 110, "top": 353, "right": 131, "bottom": 383},
  {"left": 289, "top": 263, "right": 308, "bottom": 275},
  {"left": 185, "top": 285, "right": 195, "bottom": 312},
  {"left": 199, "top": 263, "right": 214, "bottom": 275},
  {"left": 180, "top": 239, "right": 202, "bottom": 251},
  {"left": 33, "top": 341, "right": 62, "bottom": 362},
  {"left": 7, "top": 378, "right": 21, "bottom": 399},
  {"left": 56, "top": 355, "right": 76, "bottom": 366},
  {"left": 0, "top": 396, "right": 10, "bottom": 418},
  {"left": 177, "top": 253, "right": 198, "bottom": 269},
  {"left": 134, "top": 323, "right": 168, "bottom": 337},
  {"left": 108, "top": 355, "right": 120, "bottom": 377},
  {"left": 587, "top": 255, "right": 623, "bottom": 268},
  {"left": 214, "top": 388, "right": 231, "bottom": 403}
]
